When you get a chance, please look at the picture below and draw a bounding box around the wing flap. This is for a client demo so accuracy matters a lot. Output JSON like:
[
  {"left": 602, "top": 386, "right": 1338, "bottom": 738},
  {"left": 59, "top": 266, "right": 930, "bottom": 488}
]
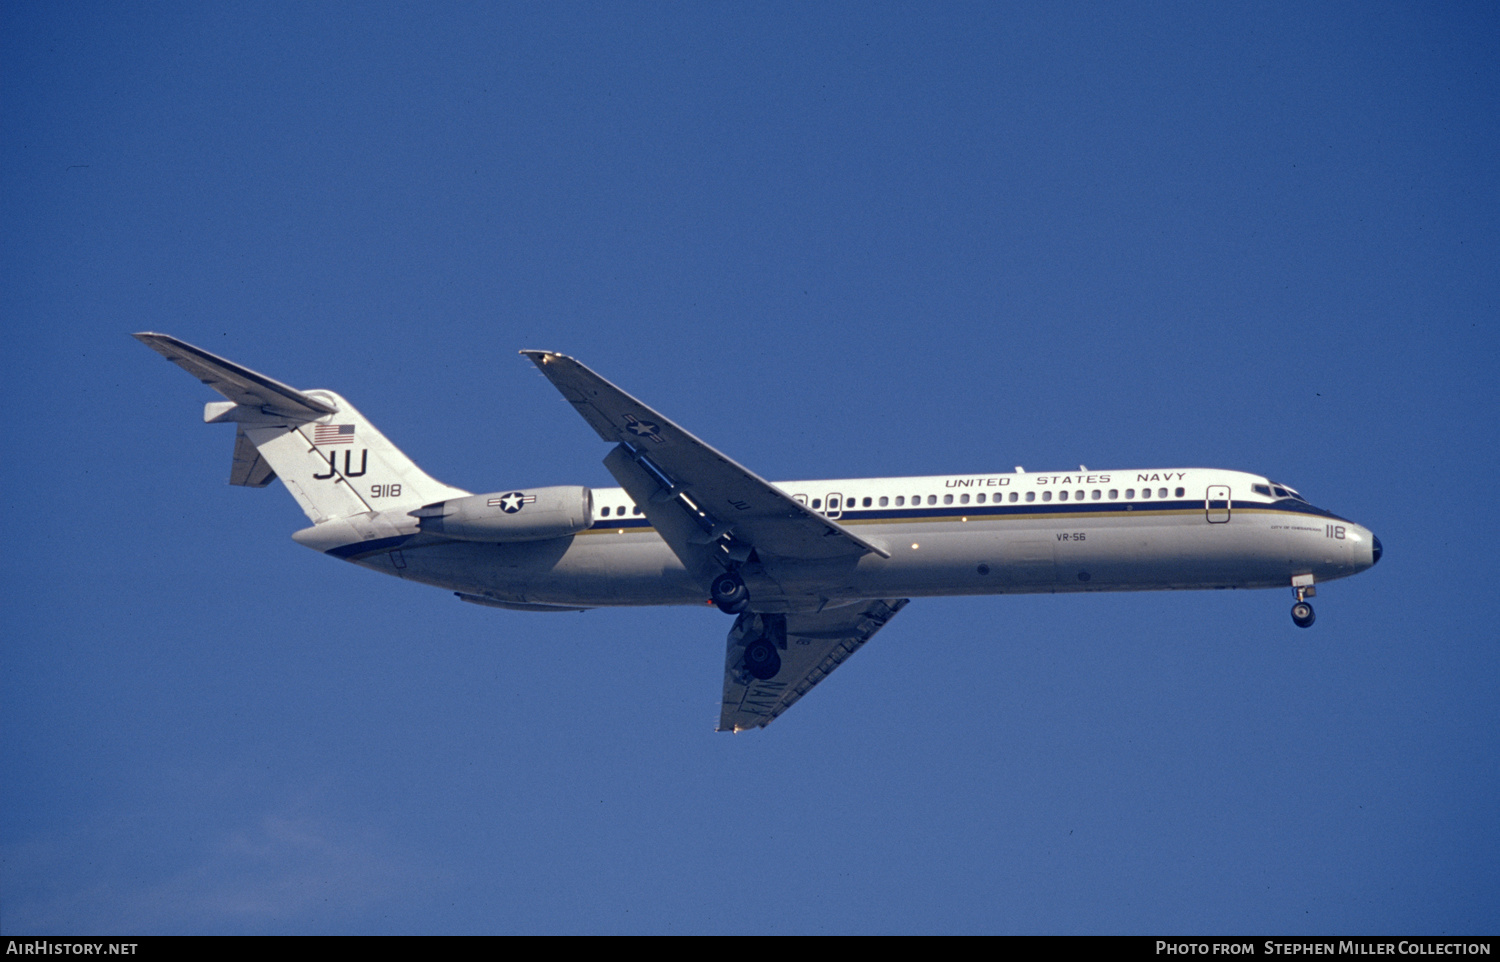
[
  {"left": 718, "top": 598, "right": 909, "bottom": 732},
  {"left": 602, "top": 443, "right": 723, "bottom": 586}
]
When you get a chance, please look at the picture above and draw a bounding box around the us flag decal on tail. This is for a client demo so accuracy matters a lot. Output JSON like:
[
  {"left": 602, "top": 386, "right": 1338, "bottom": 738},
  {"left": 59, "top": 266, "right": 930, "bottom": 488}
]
[{"left": 313, "top": 424, "right": 355, "bottom": 445}]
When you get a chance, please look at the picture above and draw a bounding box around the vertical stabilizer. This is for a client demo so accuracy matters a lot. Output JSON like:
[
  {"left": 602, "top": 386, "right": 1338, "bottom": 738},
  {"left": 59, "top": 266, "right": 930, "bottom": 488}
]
[
  {"left": 138, "top": 333, "right": 468, "bottom": 524},
  {"left": 216, "top": 393, "right": 468, "bottom": 523}
]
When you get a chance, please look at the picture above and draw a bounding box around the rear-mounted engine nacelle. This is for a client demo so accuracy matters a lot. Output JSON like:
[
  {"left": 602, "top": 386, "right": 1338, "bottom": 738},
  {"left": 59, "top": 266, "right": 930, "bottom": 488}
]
[{"left": 412, "top": 486, "right": 593, "bottom": 543}]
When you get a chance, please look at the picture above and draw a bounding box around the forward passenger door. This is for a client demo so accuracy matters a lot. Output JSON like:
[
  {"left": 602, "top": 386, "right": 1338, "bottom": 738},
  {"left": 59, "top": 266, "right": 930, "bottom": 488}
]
[{"left": 1206, "top": 485, "right": 1231, "bottom": 523}]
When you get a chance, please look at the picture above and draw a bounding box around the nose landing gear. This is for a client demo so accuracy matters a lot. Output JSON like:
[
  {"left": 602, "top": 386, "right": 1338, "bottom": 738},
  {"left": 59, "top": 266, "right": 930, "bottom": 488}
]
[{"left": 1290, "top": 576, "right": 1316, "bottom": 628}]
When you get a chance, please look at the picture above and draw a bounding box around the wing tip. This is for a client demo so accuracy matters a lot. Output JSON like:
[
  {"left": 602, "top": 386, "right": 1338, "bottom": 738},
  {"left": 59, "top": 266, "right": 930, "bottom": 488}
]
[{"left": 133, "top": 331, "right": 171, "bottom": 348}]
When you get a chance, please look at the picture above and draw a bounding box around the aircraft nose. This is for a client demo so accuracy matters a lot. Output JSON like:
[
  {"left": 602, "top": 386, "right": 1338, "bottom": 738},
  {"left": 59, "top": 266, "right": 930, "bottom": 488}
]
[{"left": 1372, "top": 535, "right": 1382, "bottom": 566}]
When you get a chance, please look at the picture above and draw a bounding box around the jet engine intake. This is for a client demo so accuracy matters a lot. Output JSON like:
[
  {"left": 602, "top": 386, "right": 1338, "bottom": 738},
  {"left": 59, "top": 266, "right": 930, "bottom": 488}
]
[{"left": 413, "top": 486, "right": 593, "bottom": 543}]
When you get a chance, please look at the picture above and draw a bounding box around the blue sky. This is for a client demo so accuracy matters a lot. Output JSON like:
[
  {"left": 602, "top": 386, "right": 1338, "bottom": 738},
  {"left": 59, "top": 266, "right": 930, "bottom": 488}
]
[{"left": 3, "top": 2, "right": 1496, "bottom": 934}]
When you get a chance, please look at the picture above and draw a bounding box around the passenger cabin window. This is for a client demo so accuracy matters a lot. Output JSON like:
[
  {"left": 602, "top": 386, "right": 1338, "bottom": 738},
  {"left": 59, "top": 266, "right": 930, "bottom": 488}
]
[
  {"left": 1059, "top": 491, "right": 1068, "bottom": 501},
  {"left": 863, "top": 497, "right": 872, "bottom": 507},
  {"left": 601, "top": 506, "right": 610, "bottom": 516},
  {"left": 895, "top": 496, "right": 904, "bottom": 506},
  {"left": 976, "top": 493, "right": 985, "bottom": 503},
  {"left": 1159, "top": 488, "right": 1168, "bottom": 498},
  {"left": 1025, "top": 491, "right": 1035, "bottom": 502},
  {"left": 1092, "top": 489, "right": 1101, "bottom": 500},
  {"left": 1010, "top": 492, "right": 1019, "bottom": 502},
  {"left": 1174, "top": 487, "right": 1184, "bottom": 497},
  {"left": 812, "top": 499, "right": 822, "bottom": 509},
  {"left": 1109, "top": 489, "right": 1118, "bottom": 499},
  {"left": 944, "top": 494, "right": 954, "bottom": 505},
  {"left": 1140, "top": 489, "right": 1150, "bottom": 499},
  {"left": 633, "top": 506, "right": 642, "bottom": 515},
  {"left": 879, "top": 496, "right": 888, "bottom": 507},
  {"left": 960, "top": 494, "right": 969, "bottom": 504},
  {"left": 1075, "top": 490, "right": 1084, "bottom": 500},
  {"left": 1042, "top": 491, "right": 1052, "bottom": 502},
  {"left": 928, "top": 495, "right": 937, "bottom": 505}
]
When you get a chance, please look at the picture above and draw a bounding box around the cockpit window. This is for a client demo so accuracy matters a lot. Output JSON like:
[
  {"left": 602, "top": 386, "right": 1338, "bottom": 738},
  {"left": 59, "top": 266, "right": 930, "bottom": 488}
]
[
  {"left": 1253, "top": 484, "right": 1272, "bottom": 497},
  {"left": 1269, "top": 481, "right": 1309, "bottom": 503}
]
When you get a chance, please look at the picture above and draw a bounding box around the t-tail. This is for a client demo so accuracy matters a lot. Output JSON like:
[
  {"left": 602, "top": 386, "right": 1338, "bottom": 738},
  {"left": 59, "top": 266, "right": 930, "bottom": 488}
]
[{"left": 135, "top": 333, "right": 469, "bottom": 533}]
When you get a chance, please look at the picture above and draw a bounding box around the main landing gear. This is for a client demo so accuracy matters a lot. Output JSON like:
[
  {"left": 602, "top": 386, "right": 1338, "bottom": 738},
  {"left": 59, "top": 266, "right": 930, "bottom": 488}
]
[
  {"left": 1290, "top": 576, "right": 1316, "bottom": 628},
  {"left": 743, "top": 636, "right": 782, "bottom": 680},
  {"left": 711, "top": 572, "right": 749, "bottom": 615},
  {"left": 712, "top": 573, "right": 782, "bottom": 680}
]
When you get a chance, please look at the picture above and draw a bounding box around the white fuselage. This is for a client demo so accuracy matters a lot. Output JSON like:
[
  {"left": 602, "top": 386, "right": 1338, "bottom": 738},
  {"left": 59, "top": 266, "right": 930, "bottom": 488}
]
[{"left": 320, "top": 466, "right": 1378, "bottom": 612}]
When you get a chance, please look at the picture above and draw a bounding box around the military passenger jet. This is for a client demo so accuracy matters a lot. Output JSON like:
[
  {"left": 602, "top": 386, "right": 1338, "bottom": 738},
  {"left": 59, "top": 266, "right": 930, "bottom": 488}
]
[{"left": 137, "top": 334, "right": 1381, "bottom": 731}]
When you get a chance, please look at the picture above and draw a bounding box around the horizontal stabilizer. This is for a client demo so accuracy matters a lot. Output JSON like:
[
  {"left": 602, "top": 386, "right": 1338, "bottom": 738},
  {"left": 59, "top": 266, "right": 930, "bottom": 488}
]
[{"left": 135, "top": 332, "right": 336, "bottom": 419}]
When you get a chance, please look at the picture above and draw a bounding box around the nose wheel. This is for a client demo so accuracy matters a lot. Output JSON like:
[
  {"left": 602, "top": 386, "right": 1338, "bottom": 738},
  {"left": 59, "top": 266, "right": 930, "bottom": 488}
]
[{"left": 1290, "top": 578, "right": 1316, "bottom": 628}]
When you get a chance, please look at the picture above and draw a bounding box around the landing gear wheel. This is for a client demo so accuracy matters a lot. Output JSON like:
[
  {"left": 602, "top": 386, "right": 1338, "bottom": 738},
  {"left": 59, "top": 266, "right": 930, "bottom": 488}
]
[
  {"left": 1291, "top": 601, "right": 1315, "bottom": 628},
  {"left": 743, "top": 637, "right": 782, "bottom": 680},
  {"left": 711, "top": 572, "right": 749, "bottom": 614}
]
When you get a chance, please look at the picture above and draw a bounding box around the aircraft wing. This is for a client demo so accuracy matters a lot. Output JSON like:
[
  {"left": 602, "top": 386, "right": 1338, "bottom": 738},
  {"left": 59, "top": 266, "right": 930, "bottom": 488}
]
[
  {"left": 521, "top": 351, "right": 888, "bottom": 564},
  {"left": 135, "top": 332, "right": 337, "bottom": 419},
  {"left": 719, "top": 599, "right": 908, "bottom": 731}
]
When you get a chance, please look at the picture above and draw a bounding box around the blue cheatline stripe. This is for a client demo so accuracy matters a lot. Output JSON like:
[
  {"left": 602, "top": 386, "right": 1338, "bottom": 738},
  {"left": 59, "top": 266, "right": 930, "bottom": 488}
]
[
  {"left": 574, "top": 499, "right": 1347, "bottom": 533},
  {"left": 832, "top": 499, "right": 1348, "bottom": 523}
]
